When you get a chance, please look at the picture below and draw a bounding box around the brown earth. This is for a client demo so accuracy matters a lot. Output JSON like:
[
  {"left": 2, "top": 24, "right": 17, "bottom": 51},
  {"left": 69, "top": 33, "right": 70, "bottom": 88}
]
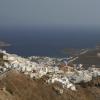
[
  {"left": 73, "top": 49, "right": 100, "bottom": 66},
  {"left": 0, "top": 70, "right": 100, "bottom": 100}
]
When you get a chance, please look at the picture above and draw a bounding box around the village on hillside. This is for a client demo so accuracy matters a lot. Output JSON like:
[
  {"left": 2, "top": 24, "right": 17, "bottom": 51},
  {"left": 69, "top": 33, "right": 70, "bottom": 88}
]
[{"left": 0, "top": 49, "right": 100, "bottom": 94}]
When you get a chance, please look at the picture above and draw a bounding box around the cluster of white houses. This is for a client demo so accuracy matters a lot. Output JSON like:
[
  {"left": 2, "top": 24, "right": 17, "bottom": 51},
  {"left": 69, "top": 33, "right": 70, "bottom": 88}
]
[{"left": 0, "top": 50, "right": 100, "bottom": 92}]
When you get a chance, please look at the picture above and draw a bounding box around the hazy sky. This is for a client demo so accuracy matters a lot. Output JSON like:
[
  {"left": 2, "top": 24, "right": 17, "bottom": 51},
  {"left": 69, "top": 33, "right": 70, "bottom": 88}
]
[{"left": 0, "top": 0, "right": 99, "bottom": 28}]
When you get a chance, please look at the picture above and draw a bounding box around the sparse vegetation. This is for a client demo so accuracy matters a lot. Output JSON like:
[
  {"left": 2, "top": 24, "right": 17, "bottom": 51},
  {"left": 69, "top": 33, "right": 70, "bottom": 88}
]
[{"left": 0, "top": 71, "right": 99, "bottom": 100}]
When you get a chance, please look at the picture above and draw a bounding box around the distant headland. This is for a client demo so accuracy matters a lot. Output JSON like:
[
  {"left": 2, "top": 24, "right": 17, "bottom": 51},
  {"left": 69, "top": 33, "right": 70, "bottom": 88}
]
[{"left": 0, "top": 41, "right": 11, "bottom": 48}]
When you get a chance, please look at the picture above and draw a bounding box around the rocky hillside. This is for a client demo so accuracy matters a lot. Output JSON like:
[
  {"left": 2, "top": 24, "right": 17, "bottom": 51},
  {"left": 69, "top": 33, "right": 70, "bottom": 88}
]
[{"left": 0, "top": 70, "right": 100, "bottom": 100}]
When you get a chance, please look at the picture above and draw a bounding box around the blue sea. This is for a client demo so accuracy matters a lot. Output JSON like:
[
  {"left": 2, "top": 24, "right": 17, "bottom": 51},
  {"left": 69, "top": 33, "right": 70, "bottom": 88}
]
[{"left": 0, "top": 27, "right": 100, "bottom": 57}]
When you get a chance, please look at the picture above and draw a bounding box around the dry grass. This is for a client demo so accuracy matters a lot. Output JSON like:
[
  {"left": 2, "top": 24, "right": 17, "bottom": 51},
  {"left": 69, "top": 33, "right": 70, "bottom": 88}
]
[{"left": 0, "top": 70, "right": 99, "bottom": 100}]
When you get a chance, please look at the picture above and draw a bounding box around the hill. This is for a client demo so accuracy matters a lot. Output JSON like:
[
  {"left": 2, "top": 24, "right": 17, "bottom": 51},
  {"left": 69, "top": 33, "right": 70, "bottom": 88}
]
[{"left": 0, "top": 70, "right": 100, "bottom": 100}]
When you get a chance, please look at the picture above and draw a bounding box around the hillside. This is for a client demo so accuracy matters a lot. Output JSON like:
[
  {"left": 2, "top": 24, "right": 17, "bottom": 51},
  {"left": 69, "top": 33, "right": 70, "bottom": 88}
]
[
  {"left": 73, "top": 49, "right": 100, "bottom": 65},
  {"left": 0, "top": 70, "right": 100, "bottom": 100},
  {"left": 0, "top": 50, "right": 99, "bottom": 100}
]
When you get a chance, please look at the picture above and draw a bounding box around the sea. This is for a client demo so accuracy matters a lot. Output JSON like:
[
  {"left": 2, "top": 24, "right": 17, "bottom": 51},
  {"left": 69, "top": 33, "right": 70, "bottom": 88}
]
[{"left": 0, "top": 27, "right": 100, "bottom": 57}]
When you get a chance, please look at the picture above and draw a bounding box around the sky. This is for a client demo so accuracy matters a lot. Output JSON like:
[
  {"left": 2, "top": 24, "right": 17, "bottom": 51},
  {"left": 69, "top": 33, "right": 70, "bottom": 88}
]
[{"left": 0, "top": 0, "right": 99, "bottom": 29}]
